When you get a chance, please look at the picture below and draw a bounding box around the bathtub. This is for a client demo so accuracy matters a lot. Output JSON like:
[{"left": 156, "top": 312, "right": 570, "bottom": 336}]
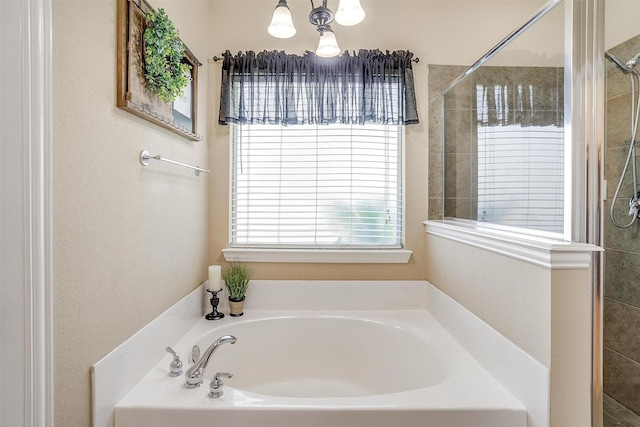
[{"left": 115, "top": 310, "right": 526, "bottom": 427}]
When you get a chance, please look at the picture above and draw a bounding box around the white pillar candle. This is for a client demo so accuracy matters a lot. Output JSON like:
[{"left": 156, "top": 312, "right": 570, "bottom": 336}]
[{"left": 207, "top": 265, "right": 222, "bottom": 292}]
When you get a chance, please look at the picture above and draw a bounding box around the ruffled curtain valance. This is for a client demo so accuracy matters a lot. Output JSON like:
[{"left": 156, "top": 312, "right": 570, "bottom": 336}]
[
  {"left": 218, "top": 49, "right": 419, "bottom": 126},
  {"left": 474, "top": 66, "right": 563, "bottom": 127}
]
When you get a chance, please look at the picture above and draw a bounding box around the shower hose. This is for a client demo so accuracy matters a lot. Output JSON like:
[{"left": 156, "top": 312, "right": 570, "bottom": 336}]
[{"left": 610, "top": 68, "right": 640, "bottom": 228}]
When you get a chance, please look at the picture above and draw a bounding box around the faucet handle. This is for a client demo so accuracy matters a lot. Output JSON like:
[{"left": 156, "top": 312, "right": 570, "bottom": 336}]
[
  {"left": 214, "top": 372, "right": 233, "bottom": 381},
  {"left": 189, "top": 345, "right": 200, "bottom": 366},
  {"left": 165, "top": 347, "right": 183, "bottom": 377},
  {"left": 208, "top": 372, "right": 233, "bottom": 398}
]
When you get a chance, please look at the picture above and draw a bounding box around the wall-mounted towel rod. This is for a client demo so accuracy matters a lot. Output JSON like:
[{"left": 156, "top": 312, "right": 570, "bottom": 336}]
[{"left": 139, "top": 150, "right": 208, "bottom": 177}]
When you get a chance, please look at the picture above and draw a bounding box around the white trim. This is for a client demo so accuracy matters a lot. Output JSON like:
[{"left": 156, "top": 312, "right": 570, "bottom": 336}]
[
  {"left": 222, "top": 247, "right": 413, "bottom": 263},
  {"left": 424, "top": 220, "right": 601, "bottom": 269},
  {"left": 22, "top": 0, "right": 54, "bottom": 426},
  {"left": 0, "top": 0, "right": 54, "bottom": 426},
  {"left": 25, "top": 0, "right": 54, "bottom": 425}
]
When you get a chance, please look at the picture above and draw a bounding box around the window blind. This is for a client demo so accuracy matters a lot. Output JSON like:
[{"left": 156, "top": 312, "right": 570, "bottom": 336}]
[
  {"left": 477, "top": 124, "right": 564, "bottom": 233},
  {"left": 231, "top": 123, "right": 403, "bottom": 248}
]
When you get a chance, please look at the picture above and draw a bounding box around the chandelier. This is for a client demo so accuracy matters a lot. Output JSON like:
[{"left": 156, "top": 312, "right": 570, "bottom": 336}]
[{"left": 267, "top": 0, "right": 366, "bottom": 58}]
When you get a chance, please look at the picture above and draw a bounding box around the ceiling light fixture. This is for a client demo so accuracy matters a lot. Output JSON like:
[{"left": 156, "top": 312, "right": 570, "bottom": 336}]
[
  {"left": 267, "top": 0, "right": 366, "bottom": 58},
  {"left": 315, "top": 25, "right": 341, "bottom": 58},
  {"left": 335, "top": 0, "right": 365, "bottom": 26},
  {"left": 268, "top": 0, "right": 297, "bottom": 39}
]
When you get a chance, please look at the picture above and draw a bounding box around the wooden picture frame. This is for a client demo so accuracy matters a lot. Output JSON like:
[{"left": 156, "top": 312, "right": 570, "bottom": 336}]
[{"left": 117, "top": 0, "right": 202, "bottom": 141}]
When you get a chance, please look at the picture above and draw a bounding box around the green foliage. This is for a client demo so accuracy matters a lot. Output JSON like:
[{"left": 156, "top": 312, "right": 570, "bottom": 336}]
[
  {"left": 222, "top": 263, "right": 252, "bottom": 301},
  {"left": 143, "top": 9, "right": 191, "bottom": 103},
  {"left": 330, "top": 200, "right": 397, "bottom": 245}
]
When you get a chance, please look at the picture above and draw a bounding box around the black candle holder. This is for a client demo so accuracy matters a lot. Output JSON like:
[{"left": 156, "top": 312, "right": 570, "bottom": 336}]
[{"left": 205, "top": 289, "right": 225, "bottom": 320}]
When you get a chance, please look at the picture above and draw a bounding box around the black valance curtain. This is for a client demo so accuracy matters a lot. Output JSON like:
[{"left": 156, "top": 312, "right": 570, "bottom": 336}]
[
  {"left": 218, "top": 50, "right": 419, "bottom": 126},
  {"left": 474, "top": 67, "right": 563, "bottom": 127}
]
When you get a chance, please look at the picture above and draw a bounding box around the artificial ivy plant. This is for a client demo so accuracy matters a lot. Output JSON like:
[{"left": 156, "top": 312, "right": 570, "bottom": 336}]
[{"left": 143, "top": 8, "right": 191, "bottom": 103}]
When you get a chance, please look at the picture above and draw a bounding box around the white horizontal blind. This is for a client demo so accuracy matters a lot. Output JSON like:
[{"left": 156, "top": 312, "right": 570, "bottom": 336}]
[
  {"left": 477, "top": 124, "right": 564, "bottom": 233},
  {"left": 231, "top": 123, "right": 403, "bottom": 248}
]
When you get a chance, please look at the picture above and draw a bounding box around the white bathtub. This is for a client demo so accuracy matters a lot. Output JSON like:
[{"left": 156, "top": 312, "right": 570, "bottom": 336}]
[{"left": 115, "top": 310, "right": 526, "bottom": 427}]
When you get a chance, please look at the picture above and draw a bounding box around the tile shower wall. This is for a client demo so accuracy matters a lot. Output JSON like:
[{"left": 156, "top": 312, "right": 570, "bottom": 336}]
[
  {"left": 428, "top": 65, "right": 563, "bottom": 222},
  {"left": 428, "top": 65, "right": 469, "bottom": 220},
  {"left": 604, "top": 33, "right": 640, "bottom": 416}
]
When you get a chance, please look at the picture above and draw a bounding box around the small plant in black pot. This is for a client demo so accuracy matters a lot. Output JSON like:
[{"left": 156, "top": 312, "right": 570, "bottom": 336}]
[{"left": 222, "top": 262, "right": 252, "bottom": 316}]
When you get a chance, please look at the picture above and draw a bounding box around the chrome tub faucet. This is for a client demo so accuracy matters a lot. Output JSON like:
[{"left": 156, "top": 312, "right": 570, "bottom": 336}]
[
  {"left": 184, "top": 335, "right": 237, "bottom": 388},
  {"left": 165, "top": 347, "right": 183, "bottom": 377},
  {"left": 209, "top": 372, "right": 233, "bottom": 398}
]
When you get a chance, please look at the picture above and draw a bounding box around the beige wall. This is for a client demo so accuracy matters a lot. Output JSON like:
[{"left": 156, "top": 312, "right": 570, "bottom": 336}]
[
  {"left": 425, "top": 234, "right": 594, "bottom": 426},
  {"left": 52, "top": 1, "right": 209, "bottom": 425},
  {"left": 550, "top": 268, "right": 593, "bottom": 427},
  {"left": 605, "top": 0, "right": 640, "bottom": 50},
  {"left": 424, "top": 234, "right": 552, "bottom": 364},
  {"left": 207, "top": 0, "right": 545, "bottom": 279}
]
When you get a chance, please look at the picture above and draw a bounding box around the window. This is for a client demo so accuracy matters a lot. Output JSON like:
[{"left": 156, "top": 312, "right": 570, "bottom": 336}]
[
  {"left": 476, "top": 124, "right": 564, "bottom": 233},
  {"left": 230, "top": 123, "right": 404, "bottom": 249},
  {"left": 475, "top": 82, "right": 564, "bottom": 234}
]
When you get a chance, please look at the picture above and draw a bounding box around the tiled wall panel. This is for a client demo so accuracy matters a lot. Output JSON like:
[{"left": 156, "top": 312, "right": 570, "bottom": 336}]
[{"left": 604, "top": 33, "right": 640, "bottom": 415}]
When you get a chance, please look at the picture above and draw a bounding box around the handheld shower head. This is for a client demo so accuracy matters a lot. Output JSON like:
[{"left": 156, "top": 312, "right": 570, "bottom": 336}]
[
  {"left": 606, "top": 52, "right": 630, "bottom": 73},
  {"left": 627, "top": 53, "right": 640, "bottom": 69},
  {"left": 605, "top": 52, "right": 640, "bottom": 75}
]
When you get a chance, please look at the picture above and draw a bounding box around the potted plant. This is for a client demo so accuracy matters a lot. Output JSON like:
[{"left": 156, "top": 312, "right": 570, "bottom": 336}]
[{"left": 222, "top": 262, "right": 252, "bottom": 317}]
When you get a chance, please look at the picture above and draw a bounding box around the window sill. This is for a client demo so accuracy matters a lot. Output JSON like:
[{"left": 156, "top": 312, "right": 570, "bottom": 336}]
[
  {"left": 423, "top": 220, "right": 602, "bottom": 269},
  {"left": 222, "top": 248, "right": 413, "bottom": 264}
]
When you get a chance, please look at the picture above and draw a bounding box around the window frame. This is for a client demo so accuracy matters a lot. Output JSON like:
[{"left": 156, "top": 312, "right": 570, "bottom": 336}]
[{"left": 224, "top": 123, "right": 412, "bottom": 264}]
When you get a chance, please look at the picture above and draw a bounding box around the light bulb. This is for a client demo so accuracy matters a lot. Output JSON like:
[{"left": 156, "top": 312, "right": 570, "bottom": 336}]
[
  {"left": 335, "top": 0, "right": 365, "bottom": 26},
  {"left": 316, "top": 28, "right": 341, "bottom": 58},
  {"left": 268, "top": 0, "right": 296, "bottom": 39}
]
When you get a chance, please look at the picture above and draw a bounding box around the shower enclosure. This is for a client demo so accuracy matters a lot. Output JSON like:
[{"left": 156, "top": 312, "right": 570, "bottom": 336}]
[
  {"left": 429, "top": 0, "right": 640, "bottom": 425},
  {"left": 428, "top": 0, "right": 568, "bottom": 238},
  {"left": 603, "top": 33, "right": 640, "bottom": 426}
]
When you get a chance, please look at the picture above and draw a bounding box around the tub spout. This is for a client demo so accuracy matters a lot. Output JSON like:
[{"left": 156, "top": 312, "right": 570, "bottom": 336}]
[{"left": 184, "top": 335, "right": 237, "bottom": 388}]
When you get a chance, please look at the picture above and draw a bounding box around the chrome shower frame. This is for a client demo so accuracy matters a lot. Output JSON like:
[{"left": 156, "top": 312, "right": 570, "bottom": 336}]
[{"left": 567, "top": 1, "right": 605, "bottom": 427}]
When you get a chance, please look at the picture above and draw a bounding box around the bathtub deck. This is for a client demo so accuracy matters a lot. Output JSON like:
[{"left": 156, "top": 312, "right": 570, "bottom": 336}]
[{"left": 115, "top": 310, "right": 527, "bottom": 427}]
